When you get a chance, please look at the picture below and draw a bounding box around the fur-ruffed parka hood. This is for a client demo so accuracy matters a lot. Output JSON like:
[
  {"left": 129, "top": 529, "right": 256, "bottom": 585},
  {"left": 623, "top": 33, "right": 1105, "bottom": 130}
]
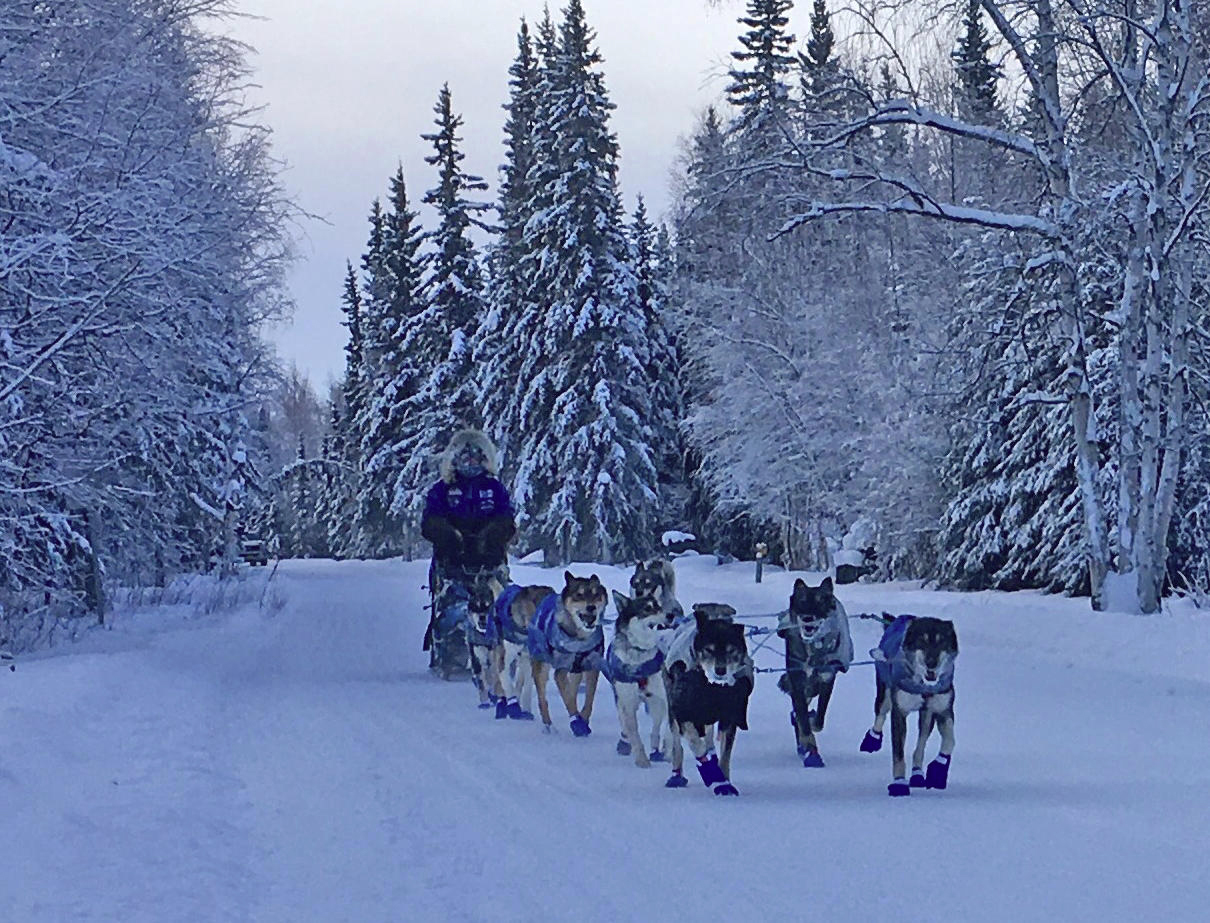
[{"left": 439, "top": 428, "right": 500, "bottom": 483}]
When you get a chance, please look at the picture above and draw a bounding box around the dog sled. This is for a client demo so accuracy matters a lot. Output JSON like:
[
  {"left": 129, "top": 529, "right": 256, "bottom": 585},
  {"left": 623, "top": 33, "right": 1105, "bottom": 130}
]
[{"left": 425, "top": 560, "right": 510, "bottom": 680}]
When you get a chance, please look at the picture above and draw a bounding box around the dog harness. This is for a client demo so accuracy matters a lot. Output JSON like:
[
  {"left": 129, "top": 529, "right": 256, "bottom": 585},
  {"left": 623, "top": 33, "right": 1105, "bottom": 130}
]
[
  {"left": 778, "top": 599, "right": 854, "bottom": 673},
  {"left": 874, "top": 614, "right": 955, "bottom": 695},
  {"left": 602, "top": 644, "right": 665, "bottom": 684},
  {"left": 527, "top": 592, "right": 604, "bottom": 673},
  {"left": 487, "top": 584, "right": 529, "bottom": 646}
]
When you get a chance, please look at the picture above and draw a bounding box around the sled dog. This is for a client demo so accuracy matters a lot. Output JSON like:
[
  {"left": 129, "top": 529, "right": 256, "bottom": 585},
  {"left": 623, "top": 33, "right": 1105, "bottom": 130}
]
[
  {"left": 776, "top": 577, "right": 854, "bottom": 767},
  {"left": 490, "top": 584, "right": 553, "bottom": 720},
  {"left": 465, "top": 575, "right": 504, "bottom": 708},
  {"left": 528, "top": 572, "right": 608, "bottom": 736},
  {"left": 629, "top": 558, "right": 684, "bottom": 625},
  {"left": 860, "top": 614, "right": 958, "bottom": 796},
  {"left": 662, "top": 604, "right": 754, "bottom": 796},
  {"left": 604, "top": 592, "right": 670, "bottom": 767}
]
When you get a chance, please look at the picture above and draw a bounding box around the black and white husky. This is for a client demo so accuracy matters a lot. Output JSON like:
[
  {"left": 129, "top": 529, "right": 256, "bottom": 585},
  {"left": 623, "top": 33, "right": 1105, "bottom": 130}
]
[
  {"left": 527, "top": 572, "right": 608, "bottom": 736},
  {"left": 605, "top": 591, "right": 669, "bottom": 768},
  {"left": 465, "top": 575, "right": 504, "bottom": 709},
  {"left": 662, "top": 604, "right": 754, "bottom": 796},
  {"left": 860, "top": 614, "right": 958, "bottom": 797},
  {"left": 629, "top": 558, "right": 684, "bottom": 625},
  {"left": 776, "top": 577, "right": 854, "bottom": 767}
]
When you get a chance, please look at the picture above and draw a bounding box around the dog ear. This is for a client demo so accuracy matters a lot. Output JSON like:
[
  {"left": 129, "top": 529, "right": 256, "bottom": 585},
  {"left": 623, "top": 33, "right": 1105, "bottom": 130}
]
[
  {"left": 820, "top": 576, "right": 833, "bottom": 593},
  {"left": 612, "top": 590, "right": 631, "bottom": 614},
  {"left": 793, "top": 577, "right": 808, "bottom": 592},
  {"left": 564, "top": 570, "right": 574, "bottom": 586},
  {"left": 693, "top": 606, "right": 712, "bottom": 632}
]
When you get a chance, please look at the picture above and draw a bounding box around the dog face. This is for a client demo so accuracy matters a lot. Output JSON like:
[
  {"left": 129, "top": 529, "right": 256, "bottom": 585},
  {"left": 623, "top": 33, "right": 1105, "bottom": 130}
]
[
  {"left": 560, "top": 571, "right": 607, "bottom": 635},
  {"left": 789, "top": 577, "right": 836, "bottom": 639},
  {"left": 630, "top": 560, "right": 666, "bottom": 601},
  {"left": 467, "top": 577, "right": 502, "bottom": 634},
  {"left": 612, "top": 591, "right": 665, "bottom": 649},
  {"left": 692, "top": 610, "right": 748, "bottom": 685},
  {"left": 902, "top": 617, "right": 958, "bottom": 686}
]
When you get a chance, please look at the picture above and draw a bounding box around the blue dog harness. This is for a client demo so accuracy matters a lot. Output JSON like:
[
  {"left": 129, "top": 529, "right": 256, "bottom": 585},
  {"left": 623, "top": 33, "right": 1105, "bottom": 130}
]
[
  {"left": 602, "top": 645, "right": 665, "bottom": 684},
  {"left": 527, "top": 593, "right": 604, "bottom": 673},
  {"left": 487, "top": 584, "right": 529, "bottom": 646},
  {"left": 874, "top": 615, "right": 955, "bottom": 695}
]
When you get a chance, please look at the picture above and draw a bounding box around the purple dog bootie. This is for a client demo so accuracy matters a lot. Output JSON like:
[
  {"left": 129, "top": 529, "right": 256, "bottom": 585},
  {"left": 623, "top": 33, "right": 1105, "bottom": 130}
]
[
  {"left": 665, "top": 770, "right": 689, "bottom": 788},
  {"left": 616, "top": 738, "right": 632, "bottom": 756},
  {"left": 495, "top": 697, "right": 509, "bottom": 719},
  {"left": 860, "top": 729, "right": 883, "bottom": 753},
  {"left": 569, "top": 715, "right": 591, "bottom": 737},
  {"left": 888, "top": 778, "right": 911, "bottom": 797},
  {"left": 910, "top": 769, "right": 927, "bottom": 788},
  {"left": 926, "top": 753, "right": 951, "bottom": 789},
  {"left": 696, "top": 753, "right": 727, "bottom": 787},
  {"left": 802, "top": 751, "right": 825, "bottom": 768}
]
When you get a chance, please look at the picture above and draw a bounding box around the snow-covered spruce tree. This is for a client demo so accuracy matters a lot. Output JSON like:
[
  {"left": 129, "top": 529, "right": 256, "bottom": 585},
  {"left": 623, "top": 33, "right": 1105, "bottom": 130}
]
[
  {"left": 0, "top": 0, "right": 291, "bottom": 638},
  {"left": 381, "top": 84, "right": 492, "bottom": 533},
  {"left": 508, "top": 0, "right": 659, "bottom": 563},
  {"left": 476, "top": 18, "right": 542, "bottom": 472},
  {"left": 629, "top": 199, "right": 685, "bottom": 525},
  {"left": 951, "top": 0, "right": 999, "bottom": 124},
  {"left": 357, "top": 170, "right": 428, "bottom": 558},
  {"left": 727, "top": 0, "right": 797, "bottom": 135}
]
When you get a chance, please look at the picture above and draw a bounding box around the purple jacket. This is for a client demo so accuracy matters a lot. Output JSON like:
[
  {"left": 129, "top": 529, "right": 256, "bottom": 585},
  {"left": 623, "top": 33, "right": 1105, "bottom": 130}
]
[{"left": 423, "top": 473, "right": 515, "bottom": 522}]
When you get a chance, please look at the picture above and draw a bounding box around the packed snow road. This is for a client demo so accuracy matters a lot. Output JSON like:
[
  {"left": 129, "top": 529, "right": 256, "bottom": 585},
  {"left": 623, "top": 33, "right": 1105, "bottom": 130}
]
[{"left": 2, "top": 557, "right": 1207, "bottom": 922}]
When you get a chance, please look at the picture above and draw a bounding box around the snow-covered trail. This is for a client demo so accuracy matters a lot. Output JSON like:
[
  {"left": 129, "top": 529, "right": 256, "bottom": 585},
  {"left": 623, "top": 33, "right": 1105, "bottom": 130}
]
[{"left": 2, "top": 557, "right": 1207, "bottom": 922}]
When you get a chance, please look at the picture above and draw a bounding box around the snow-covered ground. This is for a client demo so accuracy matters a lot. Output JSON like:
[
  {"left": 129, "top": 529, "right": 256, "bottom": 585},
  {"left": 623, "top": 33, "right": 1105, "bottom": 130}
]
[{"left": 3, "top": 555, "right": 1207, "bottom": 922}]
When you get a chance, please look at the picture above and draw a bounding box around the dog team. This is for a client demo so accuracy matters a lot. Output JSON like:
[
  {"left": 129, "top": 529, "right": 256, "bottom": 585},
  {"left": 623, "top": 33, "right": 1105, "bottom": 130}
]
[{"left": 460, "top": 558, "right": 959, "bottom": 798}]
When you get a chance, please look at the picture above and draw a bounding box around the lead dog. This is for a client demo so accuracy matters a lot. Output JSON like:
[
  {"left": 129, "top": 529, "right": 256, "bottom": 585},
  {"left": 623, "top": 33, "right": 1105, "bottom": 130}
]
[
  {"left": 776, "top": 577, "right": 854, "bottom": 767},
  {"left": 490, "top": 583, "right": 553, "bottom": 720},
  {"left": 527, "top": 572, "right": 607, "bottom": 736},
  {"left": 860, "top": 614, "right": 958, "bottom": 796},
  {"left": 605, "top": 591, "right": 670, "bottom": 767},
  {"left": 663, "top": 604, "right": 754, "bottom": 796}
]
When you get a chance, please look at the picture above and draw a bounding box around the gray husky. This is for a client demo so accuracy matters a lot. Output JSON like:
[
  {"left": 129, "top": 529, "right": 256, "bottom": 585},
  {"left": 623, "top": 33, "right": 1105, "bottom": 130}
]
[
  {"left": 860, "top": 614, "right": 958, "bottom": 796},
  {"left": 629, "top": 558, "right": 684, "bottom": 625},
  {"left": 605, "top": 591, "right": 670, "bottom": 768}
]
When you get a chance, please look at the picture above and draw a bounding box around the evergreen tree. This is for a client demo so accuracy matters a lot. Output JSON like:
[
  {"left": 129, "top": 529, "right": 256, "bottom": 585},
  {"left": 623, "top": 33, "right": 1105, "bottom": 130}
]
[
  {"left": 951, "top": 0, "right": 999, "bottom": 123},
  {"left": 508, "top": 0, "right": 659, "bottom": 561},
  {"left": 727, "top": 0, "right": 796, "bottom": 132}
]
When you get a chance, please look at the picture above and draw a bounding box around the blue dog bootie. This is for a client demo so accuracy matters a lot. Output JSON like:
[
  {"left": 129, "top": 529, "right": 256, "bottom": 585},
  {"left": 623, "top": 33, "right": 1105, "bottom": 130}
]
[
  {"left": 926, "top": 753, "right": 951, "bottom": 790},
  {"left": 649, "top": 749, "right": 666, "bottom": 763},
  {"left": 495, "top": 697, "right": 510, "bottom": 720},
  {"left": 888, "top": 778, "right": 911, "bottom": 797},
  {"left": 616, "top": 738, "right": 632, "bottom": 756},
  {"left": 507, "top": 699, "right": 535, "bottom": 720},
  {"left": 696, "top": 752, "right": 727, "bottom": 787},
  {"left": 569, "top": 715, "right": 592, "bottom": 737},
  {"left": 910, "top": 769, "right": 927, "bottom": 787},
  {"left": 860, "top": 729, "right": 883, "bottom": 753},
  {"left": 665, "top": 770, "right": 688, "bottom": 788},
  {"left": 802, "top": 751, "right": 825, "bottom": 768},
  {"left": 713, "top": 782, "right": 739, "bottom": 796}
]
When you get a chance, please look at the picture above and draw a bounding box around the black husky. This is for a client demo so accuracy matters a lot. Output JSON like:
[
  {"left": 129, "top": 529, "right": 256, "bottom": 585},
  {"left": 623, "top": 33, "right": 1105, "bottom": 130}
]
[
  {"left": 777, "top": 577, "right": 853, "bottom": 767},
  {"left": 663, "top": 605, "right": 754, "bottom": 796},
  {"left": 859, "top": 614, "right": 958, "bottom": 797}
]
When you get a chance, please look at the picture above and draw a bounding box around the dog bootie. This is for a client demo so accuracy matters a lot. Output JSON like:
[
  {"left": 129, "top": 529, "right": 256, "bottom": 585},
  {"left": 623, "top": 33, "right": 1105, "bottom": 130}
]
[
  {"left": 802, "top": 751, "right": 825, "bottom": 768},
  {"left": 616, "top": 738, "right": 632, "bottom": 756},
  {"left": 506, "top": 700, "right": 535, "bottom": 720},
  {"left": 696, "top": 753, "right": 727, "bottom": 787},
  {"left": 665, "top": 770, "right": 689, "bottom": 789},
  {"left": 926, "top": 753, "right": 951, "bottom": 790},
  {"left": 569, "top": 715, "right": 592, "bottom": 737},
  {"left": 910, "top": 770, "right": 927, "bottom": 788},
  {"left": 495, "top": 698, "right": 509, "bottom": 719},
  {"left": 713, "top": 782, "right": 739, "bottom": 796},
  {"left": 478, "top": 699, "right": 494, "bottom": 710},
  {"left": 860, "top": 729, "right": 883, "bottom": 753},
  {"left": 888, "top": 778, "right": 911, "bottom": 797},
  {"left": 649, "top": 749, "right": 666, "bottom": 763}
]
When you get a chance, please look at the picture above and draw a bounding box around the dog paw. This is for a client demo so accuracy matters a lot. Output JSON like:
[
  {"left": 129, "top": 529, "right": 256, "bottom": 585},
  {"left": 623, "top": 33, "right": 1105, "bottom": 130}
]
[
  {"left": 802, "top": 751, "right": 825, "bottom": 768},
  {"left": 649, "top": 749, "right": 666, "bottom": 763},
  {"left": 888, "top": 779, "right": 911, "bottom": 797},
  {"left": 541, "top": 723, "right": 554, "bottom": 735},
  {"left": 665, "top": 771, "right": 689, "bottom": 788},
  {"left": 569, "top": 715, "right": 592, "bottom": 737},
  {"left": 713, "top": 782, "right": 739, "bottom": 796},
  {"left": 910, "top": 770, "right": 926, "bottom": 787},
  {"left": 616, "top": 738, "right": 632, "bottom": 756},
  {"left": 926, "top": 754, "right": 950, "bottom": 790},
  {"left": 477, "top": 700, "right": 494, "bottom": 710},
  {"left": 635, "top": 756, "right": 652, "bottom": 769},
  {"left": 495, "top": 699, "right": 509, "bottom": 720},
  {"left": 860, "top": 730, "right": 883, "bottom": 753}
]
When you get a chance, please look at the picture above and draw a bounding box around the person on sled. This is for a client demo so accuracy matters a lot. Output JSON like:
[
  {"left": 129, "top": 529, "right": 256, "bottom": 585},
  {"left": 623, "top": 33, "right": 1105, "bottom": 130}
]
[{"left": 421, "top": 429, "right": 516, "bottom": 675}]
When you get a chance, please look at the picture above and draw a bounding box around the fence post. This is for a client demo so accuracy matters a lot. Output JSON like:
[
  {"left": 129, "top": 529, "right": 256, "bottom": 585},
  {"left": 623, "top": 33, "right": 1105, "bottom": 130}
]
[{"left": 755, "top": 542, "right": 767, "bottom": 583}]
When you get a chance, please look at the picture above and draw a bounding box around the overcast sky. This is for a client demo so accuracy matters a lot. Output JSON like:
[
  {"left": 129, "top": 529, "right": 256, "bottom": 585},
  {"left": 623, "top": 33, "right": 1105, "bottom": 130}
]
[{"left": 226, "top": 0, "right": 749, "bottom": 389}]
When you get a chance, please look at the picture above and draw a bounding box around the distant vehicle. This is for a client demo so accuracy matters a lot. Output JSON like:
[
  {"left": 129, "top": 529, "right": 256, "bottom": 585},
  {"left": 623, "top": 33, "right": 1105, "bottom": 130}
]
[{"left": 240, "top": 538, "right": 270, "bottom": 566}]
